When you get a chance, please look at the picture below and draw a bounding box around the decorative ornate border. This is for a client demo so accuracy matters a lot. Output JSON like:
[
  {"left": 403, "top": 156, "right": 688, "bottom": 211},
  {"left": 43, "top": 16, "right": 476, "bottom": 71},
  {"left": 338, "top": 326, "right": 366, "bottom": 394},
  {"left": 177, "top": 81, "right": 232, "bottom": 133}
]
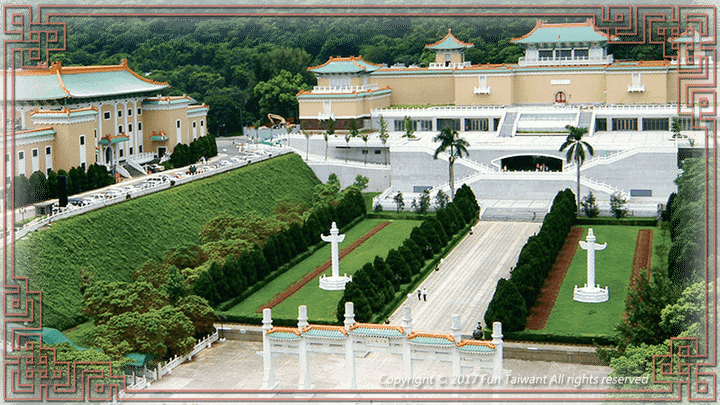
[{"left": 3, "top": 3, "right": 716, "bottom": 402}]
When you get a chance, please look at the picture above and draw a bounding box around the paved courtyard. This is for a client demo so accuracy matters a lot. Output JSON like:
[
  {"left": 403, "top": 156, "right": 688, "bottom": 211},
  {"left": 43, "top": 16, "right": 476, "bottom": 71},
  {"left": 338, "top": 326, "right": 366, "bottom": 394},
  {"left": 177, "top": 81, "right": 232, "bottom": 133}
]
[
  {"left": 131, "top": 339, "right": 613, "bottom": 404},
  {"left": 387, "top": 221, "right": 542, "bottom": 334}
]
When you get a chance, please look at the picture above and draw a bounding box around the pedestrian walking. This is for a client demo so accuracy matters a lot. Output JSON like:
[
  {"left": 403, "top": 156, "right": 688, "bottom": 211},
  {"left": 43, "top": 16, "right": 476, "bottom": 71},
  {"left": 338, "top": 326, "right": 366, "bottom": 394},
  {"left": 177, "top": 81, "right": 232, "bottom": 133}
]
[
  {"left": 422, "top": 288, "right": 427, "bottom": 302},
  {"left": 417, "top": 288, "right": 422, "bottom": 300}
]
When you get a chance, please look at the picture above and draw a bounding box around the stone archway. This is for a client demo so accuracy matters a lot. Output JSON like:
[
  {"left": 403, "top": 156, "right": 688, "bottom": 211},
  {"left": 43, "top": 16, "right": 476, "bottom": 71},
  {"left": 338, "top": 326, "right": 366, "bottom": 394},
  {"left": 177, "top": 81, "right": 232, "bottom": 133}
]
[
  {"left": 500, "top": 155, "right": 563, "bottom": 172},
  {"left": 555, "top": 91, "right": 567, "bottom": 104}
]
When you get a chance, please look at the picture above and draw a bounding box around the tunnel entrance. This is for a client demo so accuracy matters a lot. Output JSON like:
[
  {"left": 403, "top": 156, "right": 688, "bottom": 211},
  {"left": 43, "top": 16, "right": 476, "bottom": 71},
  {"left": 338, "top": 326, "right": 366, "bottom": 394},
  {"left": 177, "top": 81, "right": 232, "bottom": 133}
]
[{"left": 500, "top": 155, "right": 563, "bottom": 172}]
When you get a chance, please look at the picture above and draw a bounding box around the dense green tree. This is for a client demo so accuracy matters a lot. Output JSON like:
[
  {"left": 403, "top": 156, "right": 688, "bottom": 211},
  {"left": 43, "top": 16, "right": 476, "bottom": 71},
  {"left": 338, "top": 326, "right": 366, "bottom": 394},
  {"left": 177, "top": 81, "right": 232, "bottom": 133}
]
[
  {"left": 82, "top": 278, "right": 168, "bottom": 325},
  {"left": 192, "top": 268, "right": 220, "bottom": 307},
  {"left": 336, "top": 281, "right": 372, "bottom": 323},
  {"left": 610, "top": 192, "right": 628, "bottom": 219},
  {"left": 164, "top": 266, "right": 187, "bottom": 305},
  {"left": 385, "top": 248, "right": 411, "bottom": 284},
  {"left": 13, "top": 174, "right": 31, "bottom": 208},
  {"left": 176, "top": 295, "right": 217, "bottom": 339},
  {"left": 393, "top": 191, "right": 405, "bottom": 212},
  {"left": 254, "top": 70, "right": 310, "bottom": 120},
  {"left": 483, "top": 279, "right": 528, "bottom": 332},
  {"left": 28, "top": 171, "right": 49, "bottom": 203}
]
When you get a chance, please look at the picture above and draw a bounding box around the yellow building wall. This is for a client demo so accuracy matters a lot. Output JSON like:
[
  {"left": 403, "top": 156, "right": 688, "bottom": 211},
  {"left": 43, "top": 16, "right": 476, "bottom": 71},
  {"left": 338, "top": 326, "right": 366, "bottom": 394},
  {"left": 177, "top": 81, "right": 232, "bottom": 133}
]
[
  {"left": 299, "top": 100, "right": 324, "bottom": 117},
  {"left": 434, "top": 52, "right": 463, "bottom": 65},
  {"left": 454, "top": 74, "right": 514, "bottom": 105},
  {"left": 15, "top": 139, "right": 53, "bottom": 176},
  {"left": 512, "top": 72, "right": 607, "bottom": 104},
  {"left": 51, "top": 120, "right": 98, "bottom": 171},
  {"left": 666, "top": 69, "right": 679, "bottom": 104},
  {"left": 606, "top": 72, "right": 670, "bottom": 104},
  {"left": 142, "top": 107, "right": 186, "bottom": 154},
  {"left": 370, "top": 74, "right": 454, "bottom": 106}
]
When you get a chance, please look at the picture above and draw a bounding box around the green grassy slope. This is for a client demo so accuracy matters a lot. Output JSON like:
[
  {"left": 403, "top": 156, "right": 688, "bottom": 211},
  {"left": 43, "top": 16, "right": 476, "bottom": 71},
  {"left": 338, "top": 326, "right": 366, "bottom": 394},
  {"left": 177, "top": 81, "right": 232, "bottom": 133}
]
[{"left": 14, "top": 154, "right": 321, "bottom": 331}]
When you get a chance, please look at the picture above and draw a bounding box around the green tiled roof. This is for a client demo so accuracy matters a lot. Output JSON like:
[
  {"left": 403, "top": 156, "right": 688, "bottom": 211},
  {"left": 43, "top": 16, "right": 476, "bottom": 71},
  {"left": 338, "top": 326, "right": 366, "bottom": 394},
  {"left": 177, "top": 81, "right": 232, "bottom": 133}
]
[
  {"left": 457, "top": 344, "right": 496, "bottom": 353},
  {"left": 16, "top": 128, "right": 56, "bottom": 140},
  {"left": 31, "top": 109, "right": 98, "bottom": 119},
  {"left": 513, "top": 20, "right": 613, "bottom": 44},
  {"left": 351, "top": 327, "right": 404, "bottom": 338},
  {"left": 408, "top": 336, "right": 454, "bottom": 346},
  {"left": 268, "top": 332, "right": 301, "bottom": 341},
  {"left": 60, "top": 71, "right": 167, "bottom": 99},
  {"left": 99, "top": 135, "right": 130, "bottom": 145},
  {"left": 144, "top": 96, "right": 193, "bottom": 105},
  {"left": 9, "top": 74, "right": 68, "bottom": 101},
  {"left": 425, "top": 30, "right": 474, "bottom": 50},
  {"left": 126, "top": 353, "right": 155, "bottom": 367},
  {"left": 308, "top": 57, "right": 380, "bottom": 74},
  {"left": 303, "top": 329, "right": 346, "bottom": 339}
]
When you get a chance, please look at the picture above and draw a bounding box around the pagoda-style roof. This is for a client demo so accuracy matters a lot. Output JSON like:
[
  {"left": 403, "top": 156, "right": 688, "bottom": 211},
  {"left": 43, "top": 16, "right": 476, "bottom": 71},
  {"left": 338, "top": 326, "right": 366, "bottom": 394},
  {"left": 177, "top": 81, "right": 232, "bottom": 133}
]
[
  {"left": 349, "top": 322, "right": 405, "bottom": 338},
  {"left": 406, "top": 331, "right": 456, "bottom": 346},
  {"left": 10, "top": 60, "right": 168, "bottom": 102},
  {"left": 307, "top": 56, "right": 382, "bottom": 74},
  {"left": 302, "top": 324, "right": 347, "bottom": 339},
  {"left": 148, "top": 131, "right": 168, "bottom": 141},
  {"left": 144, "top": 94, "right": 195, "bottom": 106},
  {"left": 425, "top": 29, "right": 474, "bottom": 50},
  {"left": 669, "top": 27, "right": 713, "bottom": 44},
  {"left": 512, "top": 19, "right": 617, "bottom": 45}
]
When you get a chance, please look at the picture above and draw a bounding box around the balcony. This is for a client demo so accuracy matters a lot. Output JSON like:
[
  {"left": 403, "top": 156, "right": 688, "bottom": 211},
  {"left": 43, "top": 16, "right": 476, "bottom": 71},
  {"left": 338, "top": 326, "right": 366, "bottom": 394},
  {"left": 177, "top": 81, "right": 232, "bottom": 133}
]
[
  {"left": 317, "top": 112, "right": 335, "bottom": 120},
  {"left": 474, "top": 86, "right": 491, "bottom": 95},
  {"left": 627, "top": 84, "right": 646, "bottom": 93},
  {"left": 517, "top": 55, "right": 614, "bottom": 67},
  {"left": 312, "top": 84, "right": 379, "bottom": 94}
]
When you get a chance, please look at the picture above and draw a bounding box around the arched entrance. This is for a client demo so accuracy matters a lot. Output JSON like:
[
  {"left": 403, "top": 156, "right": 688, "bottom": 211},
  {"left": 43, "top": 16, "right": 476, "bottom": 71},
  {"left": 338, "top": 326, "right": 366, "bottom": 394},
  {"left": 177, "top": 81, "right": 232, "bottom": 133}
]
[
  {"left": 500, "top": 155, "right": 563, "bottom": 172},
  {"left": 105, "top": 147, "right": 113, "bottom": 165},
  {"left": 555, "top": 91, "right": 567, "bottom": 104}
]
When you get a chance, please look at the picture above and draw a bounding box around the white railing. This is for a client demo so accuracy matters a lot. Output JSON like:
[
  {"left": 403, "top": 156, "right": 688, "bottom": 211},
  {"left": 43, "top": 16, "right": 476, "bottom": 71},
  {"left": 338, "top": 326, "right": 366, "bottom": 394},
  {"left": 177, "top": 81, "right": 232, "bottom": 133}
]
[
  {"left": 627, "top": 84, "right": 646, "bottom": 92},
  {"left": 593, "top": 103, "right": 679, "bottom": 111},
  {"left": 126, "top": 152, "right": 156, "bottom": 164},
  {"left": 474, "top": 86, "right": 491, "bottom": 95},
  {"left": 157, "top": 331, "right": 219, "bottom": 379},
  {"left": 371, "top": 105, "right": 506, "bottom": 118},
  {"left": 12, "top": 149, "right": 294, "bottom": 243},
  {"left": 312, "top": 84, "right": 379, "bottom": 93},
  {"left": 428, "top": 61, "right": 472, "bottom": 69},
  {"left": 518, "top": 55, "right": 613, "bottom": 66},
  {"left": 563, "top": 146, "right": 677, "bottom": 172}
]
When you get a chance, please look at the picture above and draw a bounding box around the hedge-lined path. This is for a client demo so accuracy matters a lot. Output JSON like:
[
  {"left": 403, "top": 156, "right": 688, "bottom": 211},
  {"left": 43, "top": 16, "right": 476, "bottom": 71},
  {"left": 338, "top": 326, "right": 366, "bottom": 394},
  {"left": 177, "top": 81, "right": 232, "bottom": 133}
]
[
  {"left": 630, "top": 229, "right": 654, "bottom": 286},
  {"left": 256, "top": 222, "right": 390, "bottom": 312},
  {"left": 525, "top": 227, "right": 585, "bottom": 330},
  {"left": 386, "top": 221, "right": 541, "bottom": 334}
]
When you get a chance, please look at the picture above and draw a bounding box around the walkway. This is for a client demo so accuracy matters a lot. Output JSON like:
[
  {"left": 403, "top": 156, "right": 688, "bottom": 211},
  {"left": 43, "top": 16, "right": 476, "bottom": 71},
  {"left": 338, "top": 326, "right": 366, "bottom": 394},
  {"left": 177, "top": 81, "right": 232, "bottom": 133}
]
[{"left": 387, "top": 221, "right": 542, "bottom": 334}]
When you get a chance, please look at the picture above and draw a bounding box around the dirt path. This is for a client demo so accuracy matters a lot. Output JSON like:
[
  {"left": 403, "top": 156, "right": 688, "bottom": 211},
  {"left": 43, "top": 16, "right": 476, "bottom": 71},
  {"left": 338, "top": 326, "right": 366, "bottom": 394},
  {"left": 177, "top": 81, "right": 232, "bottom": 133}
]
[
  {"left": 256, "top": 221, "right": 390, "bottom": 312},
  {"left": 629, "top": 229, "right": 654, "bottom": 285},
  {"left": 525, "top": 227, "right": 585, "bottom": 330}
]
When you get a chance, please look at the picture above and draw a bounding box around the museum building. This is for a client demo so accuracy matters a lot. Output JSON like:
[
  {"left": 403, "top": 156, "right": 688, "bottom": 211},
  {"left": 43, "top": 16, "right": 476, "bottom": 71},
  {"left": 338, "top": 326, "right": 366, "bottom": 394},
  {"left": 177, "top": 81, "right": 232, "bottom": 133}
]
[{"left": 6, "top": 59, "right": 209, "bottom": 178}]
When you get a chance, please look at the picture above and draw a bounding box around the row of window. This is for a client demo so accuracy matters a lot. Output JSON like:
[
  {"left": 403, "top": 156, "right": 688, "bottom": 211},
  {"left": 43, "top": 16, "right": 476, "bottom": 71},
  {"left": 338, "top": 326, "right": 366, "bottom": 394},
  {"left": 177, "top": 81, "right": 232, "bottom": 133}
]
[
  {"left": 595, "top": 117, "right": 675, "bottom": 131},
  {"left": 103, "top": 107, "right": 142, "bottom": 120}
]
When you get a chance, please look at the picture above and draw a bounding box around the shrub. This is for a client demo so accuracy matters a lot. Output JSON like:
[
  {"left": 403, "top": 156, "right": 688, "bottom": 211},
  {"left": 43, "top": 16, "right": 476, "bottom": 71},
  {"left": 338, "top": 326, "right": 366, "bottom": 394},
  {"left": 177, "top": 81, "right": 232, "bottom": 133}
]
[{"left": 581, "top": 192, "right": 599, "bottom": 218}]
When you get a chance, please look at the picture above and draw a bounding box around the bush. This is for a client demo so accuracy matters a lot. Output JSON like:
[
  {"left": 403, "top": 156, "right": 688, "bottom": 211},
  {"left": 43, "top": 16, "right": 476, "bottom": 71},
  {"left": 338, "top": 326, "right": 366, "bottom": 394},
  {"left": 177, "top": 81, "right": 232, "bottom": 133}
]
[{"left": 581, "top": 192, "right": 599, "bottom": 218}]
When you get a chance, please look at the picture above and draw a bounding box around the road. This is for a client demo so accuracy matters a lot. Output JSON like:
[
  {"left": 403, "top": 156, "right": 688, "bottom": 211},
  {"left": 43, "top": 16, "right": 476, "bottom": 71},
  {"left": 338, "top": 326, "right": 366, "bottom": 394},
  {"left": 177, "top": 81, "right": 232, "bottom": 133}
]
[{"left": 387, "top": 221, "right": 542, "bottom": 334}]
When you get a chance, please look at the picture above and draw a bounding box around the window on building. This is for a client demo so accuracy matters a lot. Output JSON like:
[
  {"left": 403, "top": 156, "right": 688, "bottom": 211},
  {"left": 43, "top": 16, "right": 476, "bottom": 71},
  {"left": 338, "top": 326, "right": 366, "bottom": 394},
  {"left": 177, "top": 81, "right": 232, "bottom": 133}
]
[
  {"left": 417, "top": 120, "right": 432, "bottom": 131},
  {"left": 119, "top": 149, "right": 124, "bottom": 157},
  {"left": 31, "top": 149, "right": 38, "bottom": 157},
  {"left": 362, "top": 150, "right": 368, "bottom": 155},
  {"left": 18, "top": 151, "right": 24, "bottom": 160},
  {"left": 574, "top": 49, "right": 589, "bottom": 59},
  {"left": 118, "top": 110, "right": 123, "bottom": 118},
  {"left": 677, "top": 117, "right": 692, "bottom": 130},
  {"left": 539, "top": 50, "right": 553, "bottom": 59},
  {"left": 128, "top": 108, "right": 132, "bottom": 116},
  {"left": 193, "top": 121, "right": 197, "bottom": 128},
  {"left": 5, "top": 154, "right": 9, "bottom": 162},
  {"left": 103, "top": 111, "right": 111, "bottom": 120},
  {"left": 118, "top": 125, "right": 123, "bottom": 134},
  {"left": 465, "top": 118, "right": 489, "bottom": 131},
  {"left": 139, "top": 145, "right": 143, "bottom": 153},
  {"left": 631, "top": 72, "right": 642, "bottom": 87},
  {"left": 46, "top": 146, "right": 51, "bottom": 155},
  {"left": 558, "top": 49, "right": 572, "bottom": 59},
  {"left": 374, "top": 150, "right": 381, "bottom": 154},
  {"left": 81, "top": 162, "right": 86, "bottom": 171},
  {"left": 176, "top": 120, "right": 181, "bottom": 128},
  {"left": 394, "top": 119, "right": 405, "bottom": 131},
  {"left": 138, "top": 122, "right": 143, "bottom": 130},
  {"left": 47, "top": 168, "right": 52, "bottom": 175},
  {"left": 200, "top": 120, "right": 204, "bottom": 127},
  {"left": 612, "top": 118, "right": 638, "bottom": 131},
  {"left": 595, "top": 118, "right": 607, "bottom": 131},
  {"left": 80, "top": 135, "right": 85, "bottom": 145},
  {"left": 642, "top": 118, "right": 670, "bottom": 131},
  {"left": 128, "top": 123, "right": 133, "bottom": 132},
  {"left": 129, "top": 147, "right": 133, "bottom": 155}
]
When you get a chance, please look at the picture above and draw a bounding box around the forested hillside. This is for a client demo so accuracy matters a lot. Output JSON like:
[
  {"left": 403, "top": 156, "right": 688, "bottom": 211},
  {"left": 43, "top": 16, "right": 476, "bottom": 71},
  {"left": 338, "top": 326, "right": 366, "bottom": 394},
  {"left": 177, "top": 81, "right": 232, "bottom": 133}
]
[{"left": 49, "top": 16, "right": 663, "bottom": 136}]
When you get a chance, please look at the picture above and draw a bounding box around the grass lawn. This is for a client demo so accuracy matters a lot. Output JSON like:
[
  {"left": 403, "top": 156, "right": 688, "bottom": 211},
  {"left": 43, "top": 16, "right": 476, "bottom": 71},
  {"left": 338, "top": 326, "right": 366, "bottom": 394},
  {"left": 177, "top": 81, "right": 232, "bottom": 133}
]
[
  {"left": 225, "top": 218, "right": 418, "bottom": 322},
  {"left": 536, "top": 225, "right": 667, "bottom": 337}
]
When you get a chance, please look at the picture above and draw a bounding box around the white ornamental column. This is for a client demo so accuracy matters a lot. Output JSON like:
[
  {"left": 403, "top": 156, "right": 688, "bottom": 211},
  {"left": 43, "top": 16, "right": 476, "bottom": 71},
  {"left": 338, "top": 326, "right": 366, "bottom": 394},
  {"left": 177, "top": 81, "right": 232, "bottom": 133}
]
[
  {"left": 344, "top": 302, "right": 356, "bottom": 389},
  {"left": 298, "top": 305, "right": 311, "bottom": 389},
  {"left": 260, "top": 308, "right": 277, "bottom": 389},
  {"left": 491, "top": 322, "right": 504, "bottom": 385},
  {"left": 451, "top": 314, "right": 462, "bottom": 376},
  {"left": 401, "top": 305, "right": 413, "bottom": 380},
  {"left": 579, "top": 228, "right": 607, "bottom": 288},
  {"left": 321, "top": 222, "right": 345, "bottom": 279}
]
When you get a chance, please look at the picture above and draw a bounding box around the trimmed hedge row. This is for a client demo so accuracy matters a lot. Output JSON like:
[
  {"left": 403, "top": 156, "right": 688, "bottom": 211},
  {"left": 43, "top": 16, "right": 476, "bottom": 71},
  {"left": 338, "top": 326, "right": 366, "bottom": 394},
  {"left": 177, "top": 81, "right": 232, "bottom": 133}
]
[
  {"left": 336, "top": 185, "right": 480, "bottom": 323},
  {"left": 483, "top": 328, "right": 615, "bottom": 347},
  {"left": 484, "top": 188, "right": 577, "bottom": 332},
  {"left": 575, "top": 217, "right": 658, "bottom": 227},
  {"left": 194, "top": 188, "right": 367, "bottom": 307}
]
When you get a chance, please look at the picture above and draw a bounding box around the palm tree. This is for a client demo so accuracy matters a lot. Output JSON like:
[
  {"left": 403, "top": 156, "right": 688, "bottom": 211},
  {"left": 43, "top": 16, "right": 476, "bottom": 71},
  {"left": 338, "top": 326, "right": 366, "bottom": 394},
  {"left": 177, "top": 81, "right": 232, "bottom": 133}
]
[
  {"left": 433, "top": 126, "right": 469, "bottom": 201},
  {"left": 379, "top": 116, "right": 389, "bottom": 165},
  {"left": 324, "top": 118, "right": 335, "bottom": 160},
  {"left": 302, "top": 130, "right": 312, "bottom": 161},
  {"left": 559, "top": 125, "right": 594, "bottom": 214}
]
